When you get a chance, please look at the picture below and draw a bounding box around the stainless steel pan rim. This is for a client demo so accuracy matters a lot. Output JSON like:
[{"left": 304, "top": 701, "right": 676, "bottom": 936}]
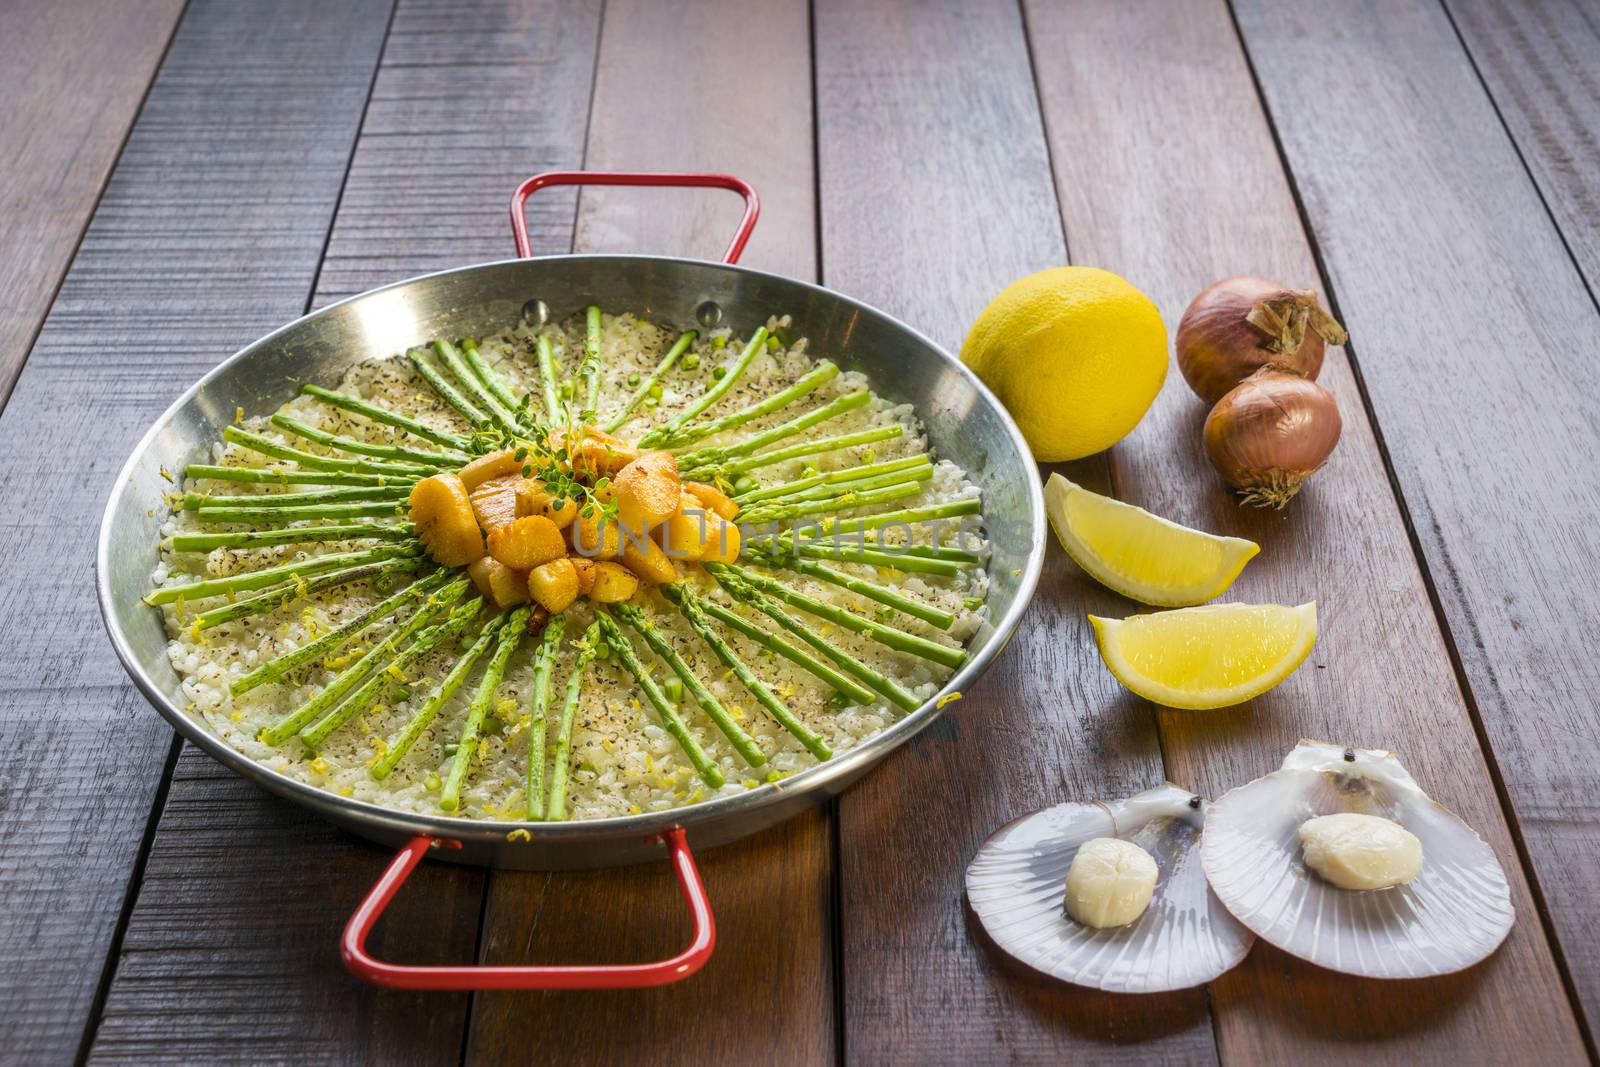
[{"left": 97, "top": 251, "right": 1047, "bottom": 867}]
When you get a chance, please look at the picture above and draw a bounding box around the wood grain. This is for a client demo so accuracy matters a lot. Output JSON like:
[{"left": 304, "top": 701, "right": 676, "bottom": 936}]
[
  {"left": 1026, "top": 0, "right": 1587, "bottom": 1060},
  {"left": 0, "top": 0, "right": 391, "bottom": 1060},
  {"left": 574, "top": 0, "right": 815, "bottom": 278},
  {"left": 89, "top": 0, "right": 604, "bottom": 1063},
  {"left": 1445, "top": 0, "right": 1600, "bottom": 295},
  {"left": 313, "top": 0, "right": 604, "bottom": 305},
  {"left": 1233, "top": 0, "right": 1600, "bottom": 1044},
  {"left": 89, "top": 751, "right": 483, "bottom": 1066},
  {"left": 815, "top": 0, "right": 1220, "bottom": 1061},
  {"left": 0, "top": 0, "right": 186, "bottom": 408},
  {"left": 6, "top": 0, "right": 395, "bottom": 1055},
  {"left": 466, "top": 3, "right": 834, "bottom": 1064}
]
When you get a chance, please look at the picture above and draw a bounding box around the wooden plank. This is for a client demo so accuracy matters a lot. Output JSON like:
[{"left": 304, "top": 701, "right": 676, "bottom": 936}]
[
  {"left": 313, "top": 0, "right": 604, "bottom": 305},
  {"left": 1233, "top": 0, "right": 1600, "bottom": 1044},
  {"left": 0, "top": 0, "right": 186, "bottom": 407},
  {"left": 573, "top": 0, "right": 815, "bottom": 279},
  {"left": 89, "top": 752, "right": 484, "bottom": 1066},
  {"left": 0, "top": 0, "right": 392, "bottom": 1060},
  {"left": 465, "top": 3, "right": 834, "bottom": 1064},
  {"left": 1026, "top": 0, "right": 1587, "bottom": 1061},
  {"left": 6, "top": 0, "right": 394, "bottom": 1057},
  {"left": 814, "top": 0, "right": 1220, "bottom": 1061},
  {"left": 88, "top": 0, "right": 604, "bottom": 1063},
  {"left": 1445, "top": 0, "right": 1600, "bottom": 295}
]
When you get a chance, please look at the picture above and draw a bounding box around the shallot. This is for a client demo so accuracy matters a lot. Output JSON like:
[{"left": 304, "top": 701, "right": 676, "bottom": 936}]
[
  {"left": 1177, "top": 277, "right": 1348, "bottom": 404},
  {"left": 1203, "top": 367, "right": 1341, "bottom": 508}
]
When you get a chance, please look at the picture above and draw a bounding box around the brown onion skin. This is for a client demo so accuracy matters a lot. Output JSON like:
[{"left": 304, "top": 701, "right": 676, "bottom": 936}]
[
  {"left": 1204, "top": 368, "right": 1341, "bottom": 508},
  {"left": 1177, "top": 277, "right": 1329, "bottom": 404}
]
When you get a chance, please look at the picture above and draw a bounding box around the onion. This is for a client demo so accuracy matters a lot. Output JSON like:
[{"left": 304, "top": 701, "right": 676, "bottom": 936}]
[
  {"left": 1176, "top": 277, "right": 1348, "bottom": 404},
  {"left": 1204, "top": 367, "right": 1341, "bottom": 508}
]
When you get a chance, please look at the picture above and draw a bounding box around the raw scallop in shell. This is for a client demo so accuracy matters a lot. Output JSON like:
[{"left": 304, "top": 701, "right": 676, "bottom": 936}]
[
  {"left": 966, "top": 784, "right": 1253, "bottom": 993},
  {"left": 1202, "top": 740, "right": 1514, "bottom": 978}
]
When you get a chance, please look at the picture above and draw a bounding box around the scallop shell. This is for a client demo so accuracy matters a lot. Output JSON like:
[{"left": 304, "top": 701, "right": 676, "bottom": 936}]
[
  {"left": 1202, "top": 740, "right": 1514, "bottom": 978},
  {"left": 965, "top": 783, "right": 1254, "bottom": 992}
]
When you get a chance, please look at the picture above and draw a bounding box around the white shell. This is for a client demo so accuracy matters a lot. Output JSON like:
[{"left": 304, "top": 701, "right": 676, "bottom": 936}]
[
  {"left": 1203, "top": 740, "right": 1514, "bottom": 978},
  {"left": 965, "top": 784, "right": 1254, "bottom": 992}
]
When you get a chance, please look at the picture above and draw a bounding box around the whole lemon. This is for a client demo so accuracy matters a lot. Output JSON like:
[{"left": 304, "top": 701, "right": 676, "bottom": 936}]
[{"left": 961, "top": 267, "right": 1168, "bottom": 461}]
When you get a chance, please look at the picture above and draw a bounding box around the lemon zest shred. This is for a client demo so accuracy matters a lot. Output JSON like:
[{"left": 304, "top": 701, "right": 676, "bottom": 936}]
[{"left": 936, "top": 691, "right": 963, "bottom": 709}]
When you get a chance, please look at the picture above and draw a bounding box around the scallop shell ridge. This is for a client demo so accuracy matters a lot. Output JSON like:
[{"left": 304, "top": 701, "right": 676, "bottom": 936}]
[
  {"left": 1202, "top": 741, "right": 1514, "bottom": 979},
  {"left": 965, "top": 783, "right": 1253, "bottom": 993}
]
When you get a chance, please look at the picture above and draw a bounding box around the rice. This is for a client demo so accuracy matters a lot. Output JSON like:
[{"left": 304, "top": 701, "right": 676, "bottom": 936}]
[{"left": 152, "top": 312, "right": 988, "bottom": 820}]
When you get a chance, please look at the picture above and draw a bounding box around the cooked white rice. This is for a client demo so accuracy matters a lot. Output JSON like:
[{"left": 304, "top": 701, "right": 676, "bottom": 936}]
[{"left": 152, "top": 312, "right": 988, "bottom": 820}]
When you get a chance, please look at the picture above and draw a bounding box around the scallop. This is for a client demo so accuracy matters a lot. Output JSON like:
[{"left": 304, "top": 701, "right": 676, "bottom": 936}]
[
  {"left": 965, "top": 784, "right": 1253, "bottom": 993},
  {"left": 1202, "top": 740, "right": 1514, "bottom": 979}
]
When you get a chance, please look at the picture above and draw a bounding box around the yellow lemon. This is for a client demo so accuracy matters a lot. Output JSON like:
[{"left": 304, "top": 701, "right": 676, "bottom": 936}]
[
  {"left": 1090, "top": 602, "right": 1317, "bottom": 710},
  {"left": 962, "top": 267, "right": 1167, "bottom": 461},
  {"left": 1045, "top": 473, "right": 1257, "bottom": 606}
]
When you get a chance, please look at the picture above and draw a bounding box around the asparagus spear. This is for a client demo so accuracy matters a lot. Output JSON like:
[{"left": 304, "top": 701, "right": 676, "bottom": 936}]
[
  {"left": 641, "top": 327, "right": 768, "bottom": 446},
  {"left": 370, "top": 606, "right": 507, "bottom": 780},
  {"left": 460, "top": 339, "right": 529, "bottom": 426},
  {"left": 183, "top": 485, "right": 409, "bottom": 510},
  {"left": 301, "top": 599, "right": 483, "bottom": 753},
  {"left": 742, "top": 549, "right": 956, "bottom": 630},
  {"left": 828, "top": 536, "right": 983, "bottom": 564},
  {"left": 593, "top": 608, "right": 724, "bottom": 788},
  {"left": 717, "top": 425, "right": 904, "bottom": 476},
  {"left": 408, "top": 348, "right": 491, "bottom": 429},
  {"left": 794, "top": 498, "right": 981, "bottom": 538},
  {"left": 655, "top": 361, "right": 838, "bottom": 450},
  {"left": 769, "top": 541, "right": 962, "bottom": 577},
  {"left": 536, "top": 334, "right": 561, "bottom": 423},
  {"left": 257, "top": 581, "right": 468, "bottom": 745},
  {"left": 603, "top": 329, "right": 696, "bottom": 433},
  {"left": 229, "top": 568, "right": 448, "bottom": 696},
  {"left": 612, "top": 602, "right": 766, "bottom": 768},
  {"left": 659, "top": 585, "right": 831, "bottom": 760},
  {"left": 524, "top": 613, "right": 566, "bottom": 820},
  {"left": 184, "top": 464, "right": 406, "bottom": 488},
  {"left": 686, "top": 593, "right": 876, "bottom": 707},
  {"left": 579, "top": 306, "right": 603, "bottom": 421},
  {"left": 194, "top": 557, "right": 427, "bottom": 632},
  {"left": 146, "top": 544, "right": 417, "bottom": 605},
  {"left": 267, "top": 413, "right": 465, "bottom": 468},
  {"left": 752, "top": 465, "right": 933, "bottom": 509},
  {"left": 165, "top": 523, "right": 414, "bottom": 553},
  {"left": 300, "top": 383, "right": 471, "bottom": 452},
  {"left": 440, "top": 608, "right": 529, "bottom": 812},
  {"left": 223, "top": 426, "right": 433, "bottom": 479},
  {"left": 433, "top": 339, "right": 521, "bottom": 429},
  {"left": 675, "top": 390, "right": 869, "bottom": 470},
  {"left": 734, "top": 454, "right": 929, "bottom": 505},
  {"left": 194, "top": 500, "right": 409, "bottom": 524},
  {"left": 713, "top": 564, "right": 965, "bottom": 668},
  {"left": 708, "top": 569, "right": 920, "bottom": 712},
  {"left": 547, "top": 620, "right": 602, "bottom": 820},
  {"left": 737, "top": 480, "right": 926, "bottom": 525}
]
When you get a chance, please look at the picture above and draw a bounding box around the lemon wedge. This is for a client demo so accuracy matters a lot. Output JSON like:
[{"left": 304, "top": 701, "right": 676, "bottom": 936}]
[
  {"left": 1045, "top": 473, "right": 1258, "bottom": 606},
  {"left": 1090, "top": 602, "right": 1317, "bottom": 709}
]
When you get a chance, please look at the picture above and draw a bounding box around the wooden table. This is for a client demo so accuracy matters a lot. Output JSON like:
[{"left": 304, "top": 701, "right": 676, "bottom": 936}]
[{"left": 3, "top": 0, "right": 1597, "bottom": 1062}]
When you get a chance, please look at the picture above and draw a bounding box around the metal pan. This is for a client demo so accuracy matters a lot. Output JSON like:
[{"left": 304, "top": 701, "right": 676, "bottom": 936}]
[{"left": 98, "top": 171, "right": 1046, "bottom": 989}]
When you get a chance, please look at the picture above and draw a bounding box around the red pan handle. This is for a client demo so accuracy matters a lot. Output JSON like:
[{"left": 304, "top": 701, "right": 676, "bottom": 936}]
[
  {"left": 341, "top": 828, "right": 715, "bottom": 990},
  {"left": 509, "top": 170, "right": 760, "bottom": 263}
]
